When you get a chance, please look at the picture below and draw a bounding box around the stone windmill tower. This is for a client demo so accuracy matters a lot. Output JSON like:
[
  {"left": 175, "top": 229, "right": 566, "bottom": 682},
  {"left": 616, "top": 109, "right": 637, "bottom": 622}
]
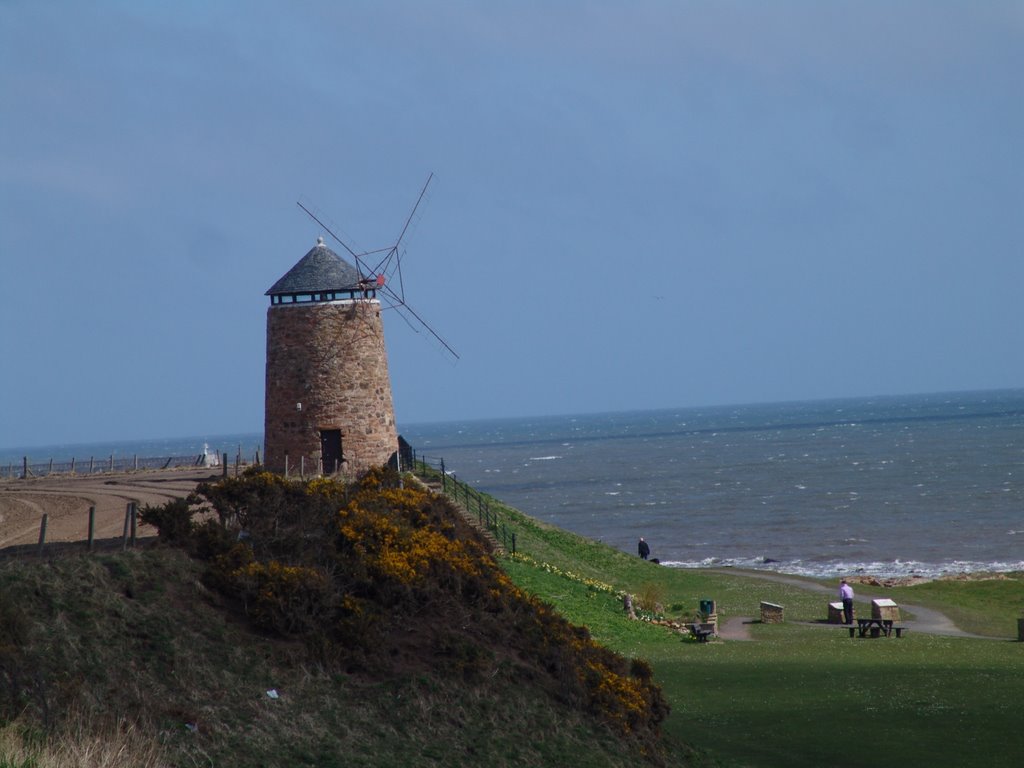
[{"left": 263, "top": 237, "right": 397, "bottom": 476}]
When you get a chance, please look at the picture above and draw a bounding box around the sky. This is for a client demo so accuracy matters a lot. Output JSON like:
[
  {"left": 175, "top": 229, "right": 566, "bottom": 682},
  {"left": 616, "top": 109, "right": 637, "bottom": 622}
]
[{"left": 1, "top": 0, "right": 1022, "bottom": 450}]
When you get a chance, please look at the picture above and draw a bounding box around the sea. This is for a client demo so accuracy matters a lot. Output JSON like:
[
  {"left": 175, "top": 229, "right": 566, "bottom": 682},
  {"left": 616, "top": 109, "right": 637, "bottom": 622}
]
[{"left": 3, "top": 389, "right": 1023, "bottom": 579}]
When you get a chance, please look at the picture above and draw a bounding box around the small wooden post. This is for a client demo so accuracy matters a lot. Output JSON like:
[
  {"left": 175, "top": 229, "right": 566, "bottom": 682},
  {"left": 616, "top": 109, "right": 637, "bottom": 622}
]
[
  {"left": 88, "top": 506, "right": 96, "bottom": 551},
  {"left": 130, "top": 502, "right": 137, "bottom": 547},
  {"left": 48, "top": 458, "right": 53, "bottom": 474},
  {"left": 300, "top": 456, "right": 305, "bottom": 479},
  {"left": 134, "top": 455, "right": 138, "bottom": 471},
  {"left": 222, "top": 453, "right": 228, "bottom": 479},
  {"left": 109, "top": 454, "right": 114, "bottom": 472},
  {"left": 37, "top": 513, "right": 48, "bottom": 554},
  {"left": 89, "top": 456, "right": 95, "bottom": 473},
  {"left": 122, "top": 503, "right": 131, "bottom": 550},
  {"left": 284, "top": 453, "right": 289, "bottom": 478},
  {"left": 22, "top": 457, "right": 27, "bottom": 479},
  {"left": 71, "top": 457, "right": 76, "bottom": 474}
]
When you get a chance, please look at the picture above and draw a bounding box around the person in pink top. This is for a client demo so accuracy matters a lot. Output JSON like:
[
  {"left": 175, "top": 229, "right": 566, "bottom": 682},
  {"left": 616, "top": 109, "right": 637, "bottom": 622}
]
[{"left": 839, "top": 579, "right": 855, "bottom": 624}]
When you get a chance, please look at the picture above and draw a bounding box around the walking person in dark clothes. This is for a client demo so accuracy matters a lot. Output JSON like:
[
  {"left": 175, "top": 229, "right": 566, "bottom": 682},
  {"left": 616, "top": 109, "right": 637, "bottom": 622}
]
[{"left": 638, "top": 537, "right": 651, "bottom": 560}]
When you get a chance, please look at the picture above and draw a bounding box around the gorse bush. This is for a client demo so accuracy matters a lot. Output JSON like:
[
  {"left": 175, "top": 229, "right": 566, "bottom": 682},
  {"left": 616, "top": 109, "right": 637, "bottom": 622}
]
[
  {"left": 138, "top": 498, "right": 193, "bottom": 543},
  {"left": 180, "top": 467, "right": 670, "bottom": 744}
]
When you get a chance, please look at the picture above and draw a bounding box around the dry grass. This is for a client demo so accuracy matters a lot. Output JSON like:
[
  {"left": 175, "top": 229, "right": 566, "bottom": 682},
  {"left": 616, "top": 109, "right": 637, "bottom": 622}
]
[{"left": 0, "top": 718, "right": 170, "bottom": 768}]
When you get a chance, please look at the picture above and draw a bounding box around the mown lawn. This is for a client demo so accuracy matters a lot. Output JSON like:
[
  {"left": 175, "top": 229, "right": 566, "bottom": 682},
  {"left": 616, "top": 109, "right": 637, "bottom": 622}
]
[{"left": 489, "top": 491, "right": 1024, "bottom": 768}]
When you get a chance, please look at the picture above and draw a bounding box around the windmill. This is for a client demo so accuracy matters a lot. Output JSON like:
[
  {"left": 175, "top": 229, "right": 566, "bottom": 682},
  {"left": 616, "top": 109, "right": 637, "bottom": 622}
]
[{"left": 297, "top": 173, "right": 459, "bottom": 360}]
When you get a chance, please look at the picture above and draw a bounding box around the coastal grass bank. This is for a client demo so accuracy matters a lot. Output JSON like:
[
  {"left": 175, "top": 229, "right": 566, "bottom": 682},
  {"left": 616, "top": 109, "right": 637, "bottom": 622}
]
[{"left": 482, "top": 486, "right": 1024, "bottom": 768}]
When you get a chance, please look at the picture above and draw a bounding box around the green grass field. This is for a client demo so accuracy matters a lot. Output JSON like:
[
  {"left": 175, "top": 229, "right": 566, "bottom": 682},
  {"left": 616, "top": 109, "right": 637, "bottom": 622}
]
[{"left": 488, "top": 492, "right": 1024, "bottom": 768}]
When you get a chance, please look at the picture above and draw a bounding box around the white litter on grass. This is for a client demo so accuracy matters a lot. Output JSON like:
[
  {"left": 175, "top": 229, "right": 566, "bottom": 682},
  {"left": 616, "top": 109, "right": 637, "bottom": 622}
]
[{"left": 266, "top": 689, "right": 279, "bottom": 699}]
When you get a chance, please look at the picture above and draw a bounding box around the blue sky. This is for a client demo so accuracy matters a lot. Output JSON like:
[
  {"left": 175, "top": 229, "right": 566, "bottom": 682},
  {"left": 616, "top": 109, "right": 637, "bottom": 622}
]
[{"left": 1, "top": 1, "right": 1021, "bottom": 449}]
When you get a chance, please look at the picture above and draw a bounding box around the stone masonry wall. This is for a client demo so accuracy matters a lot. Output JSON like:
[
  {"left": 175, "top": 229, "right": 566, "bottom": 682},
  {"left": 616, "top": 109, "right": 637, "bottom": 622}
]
[{"left": 264, "top": 299, "right": 397, "bottom": 475}]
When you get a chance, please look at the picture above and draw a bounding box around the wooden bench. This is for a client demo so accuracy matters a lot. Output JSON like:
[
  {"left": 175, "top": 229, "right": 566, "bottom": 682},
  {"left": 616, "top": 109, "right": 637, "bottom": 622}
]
[
  {"left": 892, "top": 625, "right": 908, "bottom": 638},
  {"left": 689, "top": 623, "right": 716, "bottom": 643}
]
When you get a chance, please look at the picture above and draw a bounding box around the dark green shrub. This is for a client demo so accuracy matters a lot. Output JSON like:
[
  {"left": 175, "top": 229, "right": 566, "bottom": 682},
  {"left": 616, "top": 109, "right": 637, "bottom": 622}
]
[{"left": 138, "top": 498, "right": 193, "bottom": 543}]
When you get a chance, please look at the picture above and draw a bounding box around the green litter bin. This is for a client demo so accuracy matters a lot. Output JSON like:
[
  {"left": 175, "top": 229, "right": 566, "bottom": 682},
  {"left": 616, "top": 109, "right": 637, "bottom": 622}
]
[{"left": 699, "top": 598, "right": 715, "bottom": 616}]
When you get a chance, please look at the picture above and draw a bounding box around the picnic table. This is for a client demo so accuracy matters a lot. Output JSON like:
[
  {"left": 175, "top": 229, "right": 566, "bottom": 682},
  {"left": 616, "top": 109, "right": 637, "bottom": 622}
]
[{"left": 850, "top": 618, "right": 907, "bottom": 638}]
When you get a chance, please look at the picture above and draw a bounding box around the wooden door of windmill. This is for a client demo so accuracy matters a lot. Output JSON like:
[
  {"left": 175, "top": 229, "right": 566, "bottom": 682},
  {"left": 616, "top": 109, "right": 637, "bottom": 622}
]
[{"left": 320, "top": 429, "right": 343, "bottom": 474}]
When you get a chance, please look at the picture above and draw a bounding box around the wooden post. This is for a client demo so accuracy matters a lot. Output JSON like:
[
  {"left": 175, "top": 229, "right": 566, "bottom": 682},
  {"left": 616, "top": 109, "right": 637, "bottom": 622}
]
[
  {"left": 22, "top": 456, "right": 27, "bottom": 479},
  {"left": 109, "top": 454, "right": 114, "bottom": 472},
  {"left": 130, "top": 502, "right": 137, "bottom": 547},
  {"left": 300, "top": 456, "right": 305, "bottom": 479},
  {"left": 122, "top": 503, "right": 131, "bottom": 550},
  {"left": 37, "top": 514, "right": 48, "bottom": 555},
  {"left": 71, "top": 457, "right": 76, "bottom": 474},
  {"left": 222, "top": 453, "right": 228, "bottom": 479},
  {"left": 134, "top": 454, "right": 138, "bottom": 471},
  {"left": 89, "top": 456, "right": 95, "bottom": 473},
  {"left": 88, "top": 506, "right": 96, "bottom": 551},
  {"left": 284, "top": 453, "right": 289, "bottom": 478},
  {"left": 48, "top": 458, "right": 53, "bottom": 474}
]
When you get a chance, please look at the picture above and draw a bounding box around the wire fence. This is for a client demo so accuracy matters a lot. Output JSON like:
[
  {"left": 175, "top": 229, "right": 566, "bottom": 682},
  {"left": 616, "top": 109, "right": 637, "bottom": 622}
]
[{"left": 0, "top": 450, "right": 259, "bottom": 480}]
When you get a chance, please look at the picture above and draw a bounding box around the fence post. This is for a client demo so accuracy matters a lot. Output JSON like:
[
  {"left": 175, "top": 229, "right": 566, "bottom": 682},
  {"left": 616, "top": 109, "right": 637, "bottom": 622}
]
[
  {"left": 71, "top": 457, "right": 76, "bottom": 474},
  {"left": 122, "top": 504, "right": 131, "bottom": 550},
  {"left": 89, "top": 456, "right": 94, "bottom": 473},
  {"left": 22, "top": 457, "right": 27, "bottom": 479},
  {"left": 130, "top": 502, "right": 137, "bottom": 547},
  {"left": 511, "top": 532, "right": 516, "bottom": 555},
  {"left": 109, "top": 454, "right": 114, "bottom": 472},
  {"left": 222, "top": 453, "right": 228, "bottom": 479},
  {"left": 37, "top": 514, "right": 48, "bottom": 555},
  {"left": 88, "top": 506, "right": 96, "bottom": 551},
  {"left": 284, "top": 453, "right": 289, "bottom": 478},
  {"left": 48, "top": 458, "right": 53, "bottom": 475},
  {"left": 134, "top": 455, "right": 139, "bottom": 471}
]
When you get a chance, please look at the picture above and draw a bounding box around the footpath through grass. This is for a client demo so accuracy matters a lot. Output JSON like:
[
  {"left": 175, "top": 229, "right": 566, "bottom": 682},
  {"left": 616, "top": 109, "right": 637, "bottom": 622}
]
[{"left": 483, "top": 491, "right": 1024, "bottom": 768}]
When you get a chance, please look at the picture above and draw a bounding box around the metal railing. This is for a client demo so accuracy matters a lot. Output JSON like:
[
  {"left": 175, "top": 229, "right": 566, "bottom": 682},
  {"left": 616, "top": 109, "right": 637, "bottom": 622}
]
[
  {"left": 1, "top": 454, "right": 212, "bottom": 479},
  {"left": 1, "top": 449, "right": 261, "bottom": 480},
  {"left": 406, "top": 450, "right": 517, "bottom": 555}
]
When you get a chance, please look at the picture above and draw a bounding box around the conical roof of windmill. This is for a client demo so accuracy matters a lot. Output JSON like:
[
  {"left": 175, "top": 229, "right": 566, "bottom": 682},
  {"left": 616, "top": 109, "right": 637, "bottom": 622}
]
[{"left": 265, "top": 237, "right": 363, "bottom": 295}]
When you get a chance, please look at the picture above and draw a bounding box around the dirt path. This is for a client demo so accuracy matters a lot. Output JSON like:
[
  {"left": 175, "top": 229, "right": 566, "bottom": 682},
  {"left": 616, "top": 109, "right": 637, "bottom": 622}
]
[
  {"left": 0, "top": 468, "right": 222, "bottom": 550},
  {"left": 708, "top": 568, "right": 993, "bottom": 639}
]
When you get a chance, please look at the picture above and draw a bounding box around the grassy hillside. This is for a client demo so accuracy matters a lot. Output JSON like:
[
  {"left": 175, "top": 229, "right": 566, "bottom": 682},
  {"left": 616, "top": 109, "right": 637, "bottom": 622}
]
[
  {"left": 475, "top": 487, "right": 1024, "bottom": 768},
  {"left": 0, "top": 469, "right": 699, "bottom": 768},
  {"left": 3, "top": 468, "right": 1023, "bottom": 768}
]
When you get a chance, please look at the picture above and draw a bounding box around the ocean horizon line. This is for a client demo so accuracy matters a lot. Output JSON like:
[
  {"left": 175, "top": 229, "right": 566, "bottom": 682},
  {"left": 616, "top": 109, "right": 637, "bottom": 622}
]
[{"left": 4, "top": 387, "right": 1019, "bottom": 466}]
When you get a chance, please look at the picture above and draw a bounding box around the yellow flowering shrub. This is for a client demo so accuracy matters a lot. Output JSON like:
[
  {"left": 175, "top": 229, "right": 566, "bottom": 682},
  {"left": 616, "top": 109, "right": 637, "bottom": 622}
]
[{"left": 193, "top": 467, "right": 668, "bottom": 742}]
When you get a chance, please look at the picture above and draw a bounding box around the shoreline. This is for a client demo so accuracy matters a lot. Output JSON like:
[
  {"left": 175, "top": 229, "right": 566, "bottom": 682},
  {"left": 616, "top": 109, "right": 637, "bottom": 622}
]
[{"left": 678, "top": 562, "right": 1024, "bottom": 586}]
